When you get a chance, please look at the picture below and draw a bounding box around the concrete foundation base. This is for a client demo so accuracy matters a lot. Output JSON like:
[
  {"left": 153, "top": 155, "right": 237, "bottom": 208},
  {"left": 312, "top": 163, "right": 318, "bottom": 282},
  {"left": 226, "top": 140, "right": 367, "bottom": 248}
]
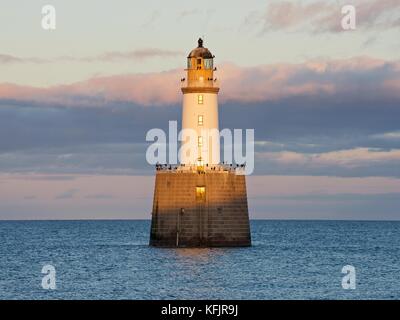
[{"left": 149, "top": 169, "right": 251, "bottom": 247}]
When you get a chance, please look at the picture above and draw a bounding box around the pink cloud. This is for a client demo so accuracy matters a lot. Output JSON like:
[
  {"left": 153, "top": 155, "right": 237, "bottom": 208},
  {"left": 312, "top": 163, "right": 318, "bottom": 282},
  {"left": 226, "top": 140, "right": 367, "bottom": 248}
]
[
  {"left": 0, "top": 56, "right": 399, "bottom": 107},
  {"left": 0, "top": 69, "right": 182, "bottom": 107},
  {"left": 263, "top": 1, "right": 332, "bottom": 31},
  {"left": 260, "top": 0, "right": 400, "bottom": 33},
  {"left": 247, "top": 175, "right": 400, "bottom": 197},
  {"left": 258, "top": 148, "right": 400, "bottom": 168},
  {"left": 219, "top": 62, "right": 336, "bottom": 103}
]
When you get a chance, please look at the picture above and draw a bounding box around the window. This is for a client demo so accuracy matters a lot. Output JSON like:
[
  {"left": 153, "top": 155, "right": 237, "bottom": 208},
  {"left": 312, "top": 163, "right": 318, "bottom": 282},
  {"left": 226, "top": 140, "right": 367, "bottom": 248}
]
[
  {"left": 198, "top": 136, "right": 203, "bottom": 147},
  {"left": 198, "top": 115, "right": 204, "bottom": 126},
  {"left": 196, "top": 186, "right": 206, "bottom": 201},
  {"left": 204, "top": 59, "right": 213, "bottom": 69},
  {"left": 197, "top": 94, "right": 203, "bottom": 104}
]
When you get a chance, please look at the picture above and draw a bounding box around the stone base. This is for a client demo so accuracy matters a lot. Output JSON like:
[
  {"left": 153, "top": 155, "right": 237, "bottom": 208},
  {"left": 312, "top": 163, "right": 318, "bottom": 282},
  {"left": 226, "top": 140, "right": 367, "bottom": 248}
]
[{"left": 149, "top": 169, "right": 251, "bottom": 247}]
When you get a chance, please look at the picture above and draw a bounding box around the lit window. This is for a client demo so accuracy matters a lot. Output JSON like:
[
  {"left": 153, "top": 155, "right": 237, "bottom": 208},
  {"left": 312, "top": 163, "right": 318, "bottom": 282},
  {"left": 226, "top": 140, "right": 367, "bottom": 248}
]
[
  {"left": 198, "top": 94, "right": 203, "bottom": 104},
  {"left": 198, "top": 136, "right": 203, "bottom": 147},
  {"left": 198, "top": 115, "right": 204, "bottom": 126},
  {"left": 196, "top": 186, "right": 206, "bottom": 201}
]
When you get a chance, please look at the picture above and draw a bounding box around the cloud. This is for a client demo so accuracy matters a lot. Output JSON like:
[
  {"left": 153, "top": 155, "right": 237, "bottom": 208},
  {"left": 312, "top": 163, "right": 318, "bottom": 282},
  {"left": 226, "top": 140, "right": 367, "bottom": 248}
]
[
  {"left": 0, "top": 174, "right": 153, "bottom": 219},
  {"left": 140, "top": 10, "right": 161, "bottom": 29},
  {"left": 258, "top": 148, "right": 400, "bottom": 168},
  {"left": 0, "top": 56, "right": 399, "bottom": 107},
  {"left": 0, "top": 49, "right": 182, "bottom": 65},
  {"left": 177, "top": 9, "right": 201, "bottom": 20},
  {"left": 4, "top": 175, "right": 79, "bottom": 181},
  {"left": 0, "top": 56, "right": 399, "bottom": 177},
  {"left": 2, "top": 174, "right": 400, "bottom": 219},
  {"left": 0, "top": 69, "right": 181, "bottom": 107},
  {"left": 55, "top": 188, "right": 79, "bottom": 199},
  {"left": 93, "top": 49, "right": 182, "bottom": 61},
  {"left": 0, "top": 54, "right": 48, "bottom": 64},
  {"left": 85, "top": 194, "right": 114, "bottom": 199},
  {"left": 371, "top": 131, "right": 400, "bottom": 141},
  {"left": 64, "top": 49, "right": 183, "bottom": 63},
  {"left": 219, "top": 56, "right": 400, "bottom": 105},
  {"left": 23, "top": 195, "right": 37, "bottom": 200},
  {"left": 263, "top": 1, "right": 332, "bottom": 31},
  {"left": 258, "top": 0, "right": 400, "bottom": 33}
]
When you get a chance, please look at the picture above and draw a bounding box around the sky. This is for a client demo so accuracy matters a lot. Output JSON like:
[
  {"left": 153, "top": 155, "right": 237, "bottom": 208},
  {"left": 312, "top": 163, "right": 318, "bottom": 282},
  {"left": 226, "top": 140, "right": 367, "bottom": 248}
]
[{"left": 0, "top": 0, "right": 400, "bottom": 220}]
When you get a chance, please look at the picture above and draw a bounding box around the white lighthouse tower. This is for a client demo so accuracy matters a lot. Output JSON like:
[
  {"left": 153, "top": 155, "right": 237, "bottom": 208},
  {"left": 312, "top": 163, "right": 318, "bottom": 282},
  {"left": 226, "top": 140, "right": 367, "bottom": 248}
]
[{"left": 180, "top": 38, "right": 220, "bottom": 166}]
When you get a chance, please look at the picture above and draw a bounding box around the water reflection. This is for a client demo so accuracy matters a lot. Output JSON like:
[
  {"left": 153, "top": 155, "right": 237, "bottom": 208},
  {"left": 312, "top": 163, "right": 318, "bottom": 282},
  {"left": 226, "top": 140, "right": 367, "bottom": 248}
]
[{"left": 173, "top": 247, "right": 240, "bottom": 260}]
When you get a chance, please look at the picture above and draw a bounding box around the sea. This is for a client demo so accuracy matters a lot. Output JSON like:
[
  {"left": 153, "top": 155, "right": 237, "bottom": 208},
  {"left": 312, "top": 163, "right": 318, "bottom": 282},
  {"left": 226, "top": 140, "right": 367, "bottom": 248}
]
[{"left": 0, "top": 220, "right": 399, "bottom": 300}]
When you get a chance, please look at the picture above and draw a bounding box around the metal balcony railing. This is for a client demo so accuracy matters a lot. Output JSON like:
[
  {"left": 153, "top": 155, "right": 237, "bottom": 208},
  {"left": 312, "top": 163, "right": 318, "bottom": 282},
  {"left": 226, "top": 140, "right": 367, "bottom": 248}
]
[
  {"left": 155, "top": 164, "right": 246, "bottom": 174},
  {"left": 180, "top": 78, "right": 220, "bottom": 89}
]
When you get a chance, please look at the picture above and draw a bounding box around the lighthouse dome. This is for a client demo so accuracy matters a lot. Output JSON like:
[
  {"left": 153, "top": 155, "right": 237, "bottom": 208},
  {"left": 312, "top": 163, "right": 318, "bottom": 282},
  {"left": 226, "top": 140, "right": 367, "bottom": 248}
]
[{"left": 187, "top": 38, "right": 213, "bottom": 59}]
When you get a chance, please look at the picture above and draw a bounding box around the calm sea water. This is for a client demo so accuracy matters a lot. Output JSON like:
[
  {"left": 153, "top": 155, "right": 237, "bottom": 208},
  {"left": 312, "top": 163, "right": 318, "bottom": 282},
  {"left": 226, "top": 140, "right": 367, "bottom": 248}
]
[{"left": 0, "top": 220, "right": 399, "bottom": 300}]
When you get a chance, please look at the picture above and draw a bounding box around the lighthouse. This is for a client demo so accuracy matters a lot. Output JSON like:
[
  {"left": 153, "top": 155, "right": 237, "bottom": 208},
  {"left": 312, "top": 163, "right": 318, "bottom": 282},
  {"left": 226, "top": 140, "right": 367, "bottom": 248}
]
[
  {"left": 180, "top": 38, "right": 220, "bottom": 166},
  {"left": 149, "top": 39, "right": 251, "bottom": 247}
]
